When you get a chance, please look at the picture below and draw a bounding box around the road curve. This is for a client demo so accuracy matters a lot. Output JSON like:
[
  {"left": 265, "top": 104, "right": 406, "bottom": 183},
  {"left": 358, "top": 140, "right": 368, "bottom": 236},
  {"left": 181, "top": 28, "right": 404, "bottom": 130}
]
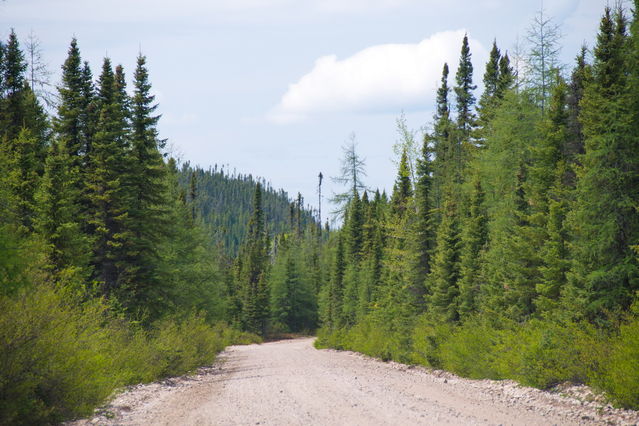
[{"left": 77, "top": 337, "right": 639, "bottom": 425}]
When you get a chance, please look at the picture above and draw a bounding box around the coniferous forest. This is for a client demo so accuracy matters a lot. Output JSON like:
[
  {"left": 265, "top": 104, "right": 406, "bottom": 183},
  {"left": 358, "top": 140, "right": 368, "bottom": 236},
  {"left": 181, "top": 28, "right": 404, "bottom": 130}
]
[{"left": 2, "top": 2, "right": 639, "bottom": 424}]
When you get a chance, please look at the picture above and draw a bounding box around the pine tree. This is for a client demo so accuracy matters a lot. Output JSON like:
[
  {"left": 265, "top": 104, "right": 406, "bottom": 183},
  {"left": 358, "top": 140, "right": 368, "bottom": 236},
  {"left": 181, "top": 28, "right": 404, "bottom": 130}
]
[{"left": 527, "top": 76, "right": 571, "bottom": 314}]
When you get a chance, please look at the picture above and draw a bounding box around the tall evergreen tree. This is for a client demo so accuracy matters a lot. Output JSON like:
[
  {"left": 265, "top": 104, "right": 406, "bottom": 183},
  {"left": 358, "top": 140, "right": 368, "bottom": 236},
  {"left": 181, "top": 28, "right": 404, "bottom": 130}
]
[
  {"left": 1, "top": 30, "right": 27, "bottom": 144},
  {"left": 428, "top": 198, "right": 462, "bottom": 323},
  {"left": 479, "top": 41, "right": 501, "bottom": 110},
  {"left": 118, "top": 54, "right": 171, "bottom": 307},
  {"left": 410, "top": 137, "right": 435, "bottom": 309},
  {"left": 391, "top": 149, "right": 413, "bottom": 218},
  {"left": 476, "top": 41, "right": 502, "bottom": 148},
  {"left": 54, "top": 39, "right": 88, "bottom": 165},
  {"left": 345, "top": 190, "right": 364, "bottom": 262},
  {"left": 567, "top": 6, "right": 639, "bottom": 318},
  {"left": 326, "top": 235, "right": 345, "bottom": 329},
  {"left": 4, "top": 129, "right": 39, "bottom": 230},
  {"left": 35, "top": 138, "right": 91, "bottom": 280},
  {"left": 497, "top": 53, "right": 515, "bottom": 97},
  {"left": 235, "top": 183, "right": 270, "bottom": 334},
  {"left": 564, "top": 47, "right": 587, "bottom": 179},
  {"left": 454, "top": 34, "right": 477, "bottom": 138},
  {"left": 457, "top": 177, "right": 487, "bottom": 318},
  {"left": 84, "top": 58, "right": 131, "bottom": 297},
  {"left": 430, "top": 63, "right": 455, "bottom": 210}
]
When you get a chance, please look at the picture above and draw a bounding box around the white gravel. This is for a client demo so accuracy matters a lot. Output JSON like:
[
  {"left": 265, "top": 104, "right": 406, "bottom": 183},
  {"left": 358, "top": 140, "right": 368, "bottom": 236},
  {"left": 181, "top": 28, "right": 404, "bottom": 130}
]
[{"left": 71, "top": 337, "right": 639, "bottom": 425}]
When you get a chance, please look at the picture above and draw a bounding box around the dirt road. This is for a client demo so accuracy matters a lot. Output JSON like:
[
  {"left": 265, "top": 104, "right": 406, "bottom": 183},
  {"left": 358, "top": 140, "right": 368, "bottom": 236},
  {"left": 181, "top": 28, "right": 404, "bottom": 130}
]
[{"left": 77, "top": 338, "right": 639, "bottom": 425}]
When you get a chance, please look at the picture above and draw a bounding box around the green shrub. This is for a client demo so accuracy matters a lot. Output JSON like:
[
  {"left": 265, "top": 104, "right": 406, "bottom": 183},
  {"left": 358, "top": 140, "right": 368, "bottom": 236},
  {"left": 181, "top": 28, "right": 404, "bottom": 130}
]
[
  {"left": 494, "top": 318, "right": 603, "bottom": 389},
  {"left": 410, "top": 314, "right": 453, "bottom": 368},
  {"left": 598, "top": 314, "right": 639, "bottom": 409},
  {"left": 438, "top": 319, "right": 502, "bottom": 379},
  {"left": 0, "top": 285, "right": 124, "bottom": 424},
  {"left": 0, "top": 285, "right": 260, "bottom": 425}
]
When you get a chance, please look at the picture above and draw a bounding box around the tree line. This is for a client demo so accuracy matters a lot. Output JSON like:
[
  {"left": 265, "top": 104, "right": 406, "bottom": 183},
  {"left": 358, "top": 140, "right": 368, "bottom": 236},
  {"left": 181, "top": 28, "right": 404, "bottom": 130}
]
[
  {"left": 312, "top": 4, "right": 639, "bottom": 409},
  {"left": 0, "top": 33, "right": 267, "bottom": 424}
]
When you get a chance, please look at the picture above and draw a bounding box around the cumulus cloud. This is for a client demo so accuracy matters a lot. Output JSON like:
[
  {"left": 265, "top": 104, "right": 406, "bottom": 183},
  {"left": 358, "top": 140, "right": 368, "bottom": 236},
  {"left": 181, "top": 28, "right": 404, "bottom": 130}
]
[{"left": 268, "top": 30, "right": 487, "bottom": 123}]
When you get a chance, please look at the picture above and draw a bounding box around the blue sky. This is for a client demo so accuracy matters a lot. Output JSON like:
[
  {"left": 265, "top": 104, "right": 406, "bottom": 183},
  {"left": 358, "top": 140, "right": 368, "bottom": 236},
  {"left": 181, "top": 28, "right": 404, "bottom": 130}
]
[{"left": 3, "top": 0, "right": 610, "bottom": 216}]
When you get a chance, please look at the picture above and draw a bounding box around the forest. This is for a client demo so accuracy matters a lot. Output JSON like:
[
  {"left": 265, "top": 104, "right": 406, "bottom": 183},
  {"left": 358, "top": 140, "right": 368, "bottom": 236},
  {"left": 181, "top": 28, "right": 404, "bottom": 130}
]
[
  {"left": 1, "top": 1, "right": 639, "bottom": 424},
  {"left": 312, "top": 2, "right": 639, "bottom": 413}
]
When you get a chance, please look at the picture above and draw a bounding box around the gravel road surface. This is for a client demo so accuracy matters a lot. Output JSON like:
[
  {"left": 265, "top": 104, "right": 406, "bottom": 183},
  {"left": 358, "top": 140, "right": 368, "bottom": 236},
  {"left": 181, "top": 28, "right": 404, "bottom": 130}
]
[{"left": 74, "top": 337, "right": 639, "bottom": 425}]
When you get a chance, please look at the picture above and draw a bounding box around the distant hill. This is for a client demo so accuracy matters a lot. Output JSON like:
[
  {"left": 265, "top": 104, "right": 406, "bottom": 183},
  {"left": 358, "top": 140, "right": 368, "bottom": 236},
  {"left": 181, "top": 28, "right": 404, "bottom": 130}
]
[{"left": 178, "top": 162, "right": 317, "bottom": 255}]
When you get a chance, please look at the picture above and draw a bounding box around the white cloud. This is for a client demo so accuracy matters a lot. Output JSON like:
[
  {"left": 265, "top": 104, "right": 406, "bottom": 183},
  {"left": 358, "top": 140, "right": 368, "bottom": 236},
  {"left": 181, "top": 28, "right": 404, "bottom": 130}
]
[{"left": 268, "top": 30, "right": 487, "bottom": 123}]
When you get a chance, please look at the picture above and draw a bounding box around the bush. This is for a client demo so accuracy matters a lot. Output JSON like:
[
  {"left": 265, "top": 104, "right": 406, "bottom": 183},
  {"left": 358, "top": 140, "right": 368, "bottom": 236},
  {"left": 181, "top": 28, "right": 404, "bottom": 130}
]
[
  {"left": 410, "top": 314, "right": 453, "bottom": 368},
  {"left": 598, "top": 314, "right": 639, "bottom": 409},
  {"left": 0, "top": 285, "right": 123, "bottom": 424},
  {"left": 0, "top": 285, "right": 260, "bottom": 425},
  {"left": 438, "top": 318, "right": 502, "bottom": 379},
  {"left": 494, "top": 318, "right": 603, "bottom": 389}
]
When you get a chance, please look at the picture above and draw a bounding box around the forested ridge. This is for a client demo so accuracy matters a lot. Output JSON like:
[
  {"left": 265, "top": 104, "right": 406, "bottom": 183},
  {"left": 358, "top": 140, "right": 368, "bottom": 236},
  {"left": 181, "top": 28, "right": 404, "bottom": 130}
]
[
  {"left": 177, "top": 163, "right": 316, "bottom": 256},
  {"left": 2, "top": 1, "right": 639, "bottom": 424}
]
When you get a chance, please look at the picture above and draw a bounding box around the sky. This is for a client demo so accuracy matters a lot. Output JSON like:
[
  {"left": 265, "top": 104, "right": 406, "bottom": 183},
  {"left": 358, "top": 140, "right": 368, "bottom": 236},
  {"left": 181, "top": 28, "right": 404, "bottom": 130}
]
[{"left": 2, "top": 0, "right": 613, "bottom": 217}]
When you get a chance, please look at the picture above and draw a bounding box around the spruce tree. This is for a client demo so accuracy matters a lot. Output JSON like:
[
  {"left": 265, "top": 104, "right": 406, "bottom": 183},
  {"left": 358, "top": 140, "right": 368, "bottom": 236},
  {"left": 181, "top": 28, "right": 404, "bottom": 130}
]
[
  {"left": 457, "top": 177, "right": 487, "bottom": 319},
  {"left": 410, "top": 137, "right": 435, "bottom": 309},
  {"left": 497, "top": 53, "right": 515, "bottom": 96},
  {"left": 454, "top": 34, "right": 477, "bottom": 138},
  {"left": 391, "top": 149, "right": 413, "bottom": 218},
  {"left": 345, "top": 191, "right": 364, "bottom": 261},
  {"left": 4, "top": 129, "right": 39, "bottom": 230},
  {"left": 428, "top": 197, "right": 462, "bottom": 323},
  {"left": 327, "top": 235, "right": 345, "bottom": 329},
  {"left": 119, "top": 54, "right": 170, "bottom": 307},
  {"left": 567, "top": 7, "right": 639, "bottom": 318},
  {"left": 430, "top": 63, "right": 455, "bottom": 210},
  {"left": 236, "top": 183, "right": 270, "bottom": 334},
  {"left": 84, "top": 58, "right": 131, "bottom": 297},
  {"left": 1, "top": 30, "right": 27, "bottom": 143},
  {"left": 478, "top": 41, "right": 501, "bottom": 111},
  {"left": 54, "top": 39, "right": 88, "bottom": 164},
  {"left": 564, "top": 47, "right": 587, "bottom": 178},
  {"left": 35, "top": 138, "right": 91, "bottom": 280}
]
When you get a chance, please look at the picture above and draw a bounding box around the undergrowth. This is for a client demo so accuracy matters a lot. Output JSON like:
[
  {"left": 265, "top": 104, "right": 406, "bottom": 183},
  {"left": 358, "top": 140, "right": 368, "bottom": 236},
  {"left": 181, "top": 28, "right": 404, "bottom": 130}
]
[
  {"left": 316, "top": 310, "right": 639, "bottom": 410},
  {"left": 0, "top": 284, "right": 261, "bottom": 425}
]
